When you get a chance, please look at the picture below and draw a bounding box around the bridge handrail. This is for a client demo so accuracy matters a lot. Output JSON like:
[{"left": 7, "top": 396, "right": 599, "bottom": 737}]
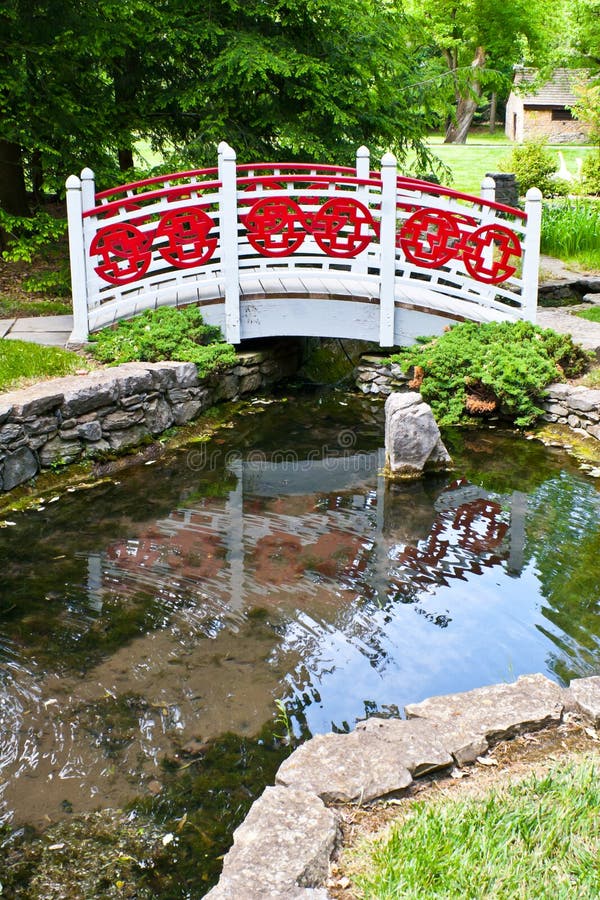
[{"left": 66, "top": 144, "right": 541, "bottom": 347}]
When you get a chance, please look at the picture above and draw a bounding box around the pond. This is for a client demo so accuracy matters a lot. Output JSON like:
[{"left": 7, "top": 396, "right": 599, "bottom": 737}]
[{"left": 1, "top": 392, "right": 600, "bottom": 896}]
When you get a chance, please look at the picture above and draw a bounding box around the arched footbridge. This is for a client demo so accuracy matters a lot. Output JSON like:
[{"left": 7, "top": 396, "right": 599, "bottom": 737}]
[{"left": 66, "top": 144, "right": 542, "bottom": 346}]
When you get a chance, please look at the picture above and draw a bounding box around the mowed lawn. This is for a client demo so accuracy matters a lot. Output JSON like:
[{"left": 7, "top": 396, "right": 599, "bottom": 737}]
[{"left": 408, "top": 133, "right": 598, "bottom": 194}]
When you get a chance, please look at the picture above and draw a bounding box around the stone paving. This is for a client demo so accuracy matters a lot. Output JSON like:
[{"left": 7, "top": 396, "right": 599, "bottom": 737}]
[{"left": 0, "top": 314, "right": 73, "bottom": 347}]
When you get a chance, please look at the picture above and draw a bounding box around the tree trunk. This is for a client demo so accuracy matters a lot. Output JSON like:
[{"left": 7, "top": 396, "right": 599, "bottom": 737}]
[
  {"left": 31, "top": 149, "right": 44, "bottom": 206},
  {"left": 444, "top": 46, "right": 486, "bottom": 144},
  {"left": 118, "top": 147, "right": 135, "bottom": 172},
  {"left": 0, "top": 139, "right": 30, "bottom": 216},
  {"left": 489, "top": 92, "right": 497, "bottom": 134},
  {"left": 113, "top": 51, "right": 138, "bottom": 173}
]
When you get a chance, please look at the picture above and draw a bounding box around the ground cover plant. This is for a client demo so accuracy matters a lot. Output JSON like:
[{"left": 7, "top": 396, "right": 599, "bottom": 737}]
[
  {"left": 90, "top": 306, "right": 237, "bottom": 374},
  {"left": 388, "top": 321, "right": 590, "bottom": 427},
  {"left": 0, "top": 339, "right": 86, "bottom": 391},
  {"left": 577, "top": 307, "right": 600, "bottom": 324},
  {"left": 541, "top": 200, "right": 600, "bottom": 271}
]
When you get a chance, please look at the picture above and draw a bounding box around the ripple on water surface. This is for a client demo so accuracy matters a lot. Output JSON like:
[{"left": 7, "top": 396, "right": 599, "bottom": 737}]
[{"left": 1, "top": 396, "right": 600, "bottom": 892}]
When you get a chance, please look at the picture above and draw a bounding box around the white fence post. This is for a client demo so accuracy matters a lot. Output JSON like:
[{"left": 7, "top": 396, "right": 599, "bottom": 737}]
[
  {"left": 479, "top": 176, "right": 496, "bottom": 274},
  {"left": 379, "top": 152, "right": 397, "bottom": 347},
  {"left": 355, "top": 146, "right": 370, "bottom": 276},
  {"left": 66, "top": 174, "right": 89, "bottom": 343},
  {"left": 522, "top": 187, "right": 542, "bottom": 324},
  {"left": 355, "top": 145, "right": 370, "bottom": 181},
  {"left": 218, "top": 141, "right": 241, "bottom": 344}
]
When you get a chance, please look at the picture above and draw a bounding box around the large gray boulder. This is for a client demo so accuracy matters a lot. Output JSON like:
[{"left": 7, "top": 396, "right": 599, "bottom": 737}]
[{"left": 384, "top": 392, "right": 452, "bottom": 480}]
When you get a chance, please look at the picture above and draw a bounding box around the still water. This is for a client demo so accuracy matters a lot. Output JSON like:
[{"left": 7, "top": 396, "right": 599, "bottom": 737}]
[{"left": 1, "top": 393, "right": 600, "bottom": 894}]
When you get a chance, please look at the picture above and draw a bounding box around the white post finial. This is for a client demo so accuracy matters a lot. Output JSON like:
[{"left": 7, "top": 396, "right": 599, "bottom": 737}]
[
  {"left": 480, "top": 176, "right": 496, "bottom": 202},
  {"left": 80, "top": 168, "right": 96, "bottom": 212},
  {"left": 522, "top": 187, "right": 543, "bottom": 323},
  {"left": 218, "top": 143, "right": 241, "bottom": 344},
  {"left": 379, "top": 152, "right": 397, "bottom": 347},
  {"left": 66, "top": 174, "right": 89, "bottom": 344}
]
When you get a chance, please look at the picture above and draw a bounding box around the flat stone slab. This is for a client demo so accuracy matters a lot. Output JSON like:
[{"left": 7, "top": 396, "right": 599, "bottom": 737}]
[
  {"left": 355, "top": 716, "right": 454, "bottom": 775},
  {"left": 5, "top": 331, "right": 72, "bottom": 347},
  {"left": 565, "top": 676, "right": 600, "bottom": 726},
  {"left": 9, "top": 314, "right": 74, "bottom": 331},
  {"left": 405, "top": 674, "right": 565, "bottom": 751},
  {"left": 205, "top": 786, "right": 339, "bottom": 899},
  {"left": 276, "top": 730, "right": 412, "bottom": 803}
]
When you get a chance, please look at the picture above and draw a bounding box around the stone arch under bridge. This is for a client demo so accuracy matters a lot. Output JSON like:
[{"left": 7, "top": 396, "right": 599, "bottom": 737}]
[{"left": 66, "top": 143, "right": 542, "bottom": 347}]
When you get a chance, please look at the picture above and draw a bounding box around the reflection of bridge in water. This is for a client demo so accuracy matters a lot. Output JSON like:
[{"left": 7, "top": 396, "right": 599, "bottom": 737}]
[
  {"left": 90, "top": 452, "right": 528, "bottom": 616},
  {"left": 67, "top": 145, "right": 541, "bottom": 345}
]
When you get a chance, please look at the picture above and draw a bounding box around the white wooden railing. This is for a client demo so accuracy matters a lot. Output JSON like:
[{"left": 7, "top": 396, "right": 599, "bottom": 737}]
[{"left": 66, "top": 143, "right": 541, "bottom": 346}]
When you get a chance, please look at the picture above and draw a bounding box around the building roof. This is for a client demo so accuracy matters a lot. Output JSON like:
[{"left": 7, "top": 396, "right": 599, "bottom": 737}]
[{"left": 512, "top": 67, "right": 588, "bottom": 107}]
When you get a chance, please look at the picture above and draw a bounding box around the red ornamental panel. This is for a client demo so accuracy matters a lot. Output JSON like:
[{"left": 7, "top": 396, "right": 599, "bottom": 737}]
[
  {"left": 398, "top": 209, "right": 461, "bottom": 269},
  {"left": 90, "top": 223, "right": 153, "bottom": 286},
  {"left": 310, "top": 198, "right": 378, "bottom": 258},
  {"left": 155, "top": 207, "right": 217, "bottom": 268},
  {"left": 459, "top": 224, "right": 522, "bottom": 285},
  {"left": 243, "top": 198, "right": 306, "bottom": 257}
]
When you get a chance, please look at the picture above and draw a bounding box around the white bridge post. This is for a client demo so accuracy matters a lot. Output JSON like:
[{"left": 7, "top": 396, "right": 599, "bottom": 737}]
[
  {"left": 218, "top": 141, "right": 241, "bottom": 344},
  {"left": 379, "top": 152, "right": 397, "bottom": 347},
  {"left": 522, "top": 187, "right": 542, "bottom": 324},
  {"left": 355, "top": 146, "right": 370, "bottom": 275},
  {"left": 66, "top": 174, "right": 90, "bottom": 343},
  {"left": 479, "top": 176, "right": 496, "bottom": 276}
]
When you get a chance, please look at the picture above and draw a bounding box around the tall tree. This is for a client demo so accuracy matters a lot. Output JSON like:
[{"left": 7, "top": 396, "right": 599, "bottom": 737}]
[
  {"left": 0, "top": 0, "right": 437, "bottom": 211},
  {"left": 407, "top": 0, "right": 565, "bottom": 143}
]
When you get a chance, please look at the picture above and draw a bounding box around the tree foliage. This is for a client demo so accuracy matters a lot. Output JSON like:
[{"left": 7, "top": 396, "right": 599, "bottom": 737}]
[
  {"left": 0, "top": 0, "right": 437, "bottom": 214},
  {"left": 406, "top": 0, "right": 566, "bottom": 143}
]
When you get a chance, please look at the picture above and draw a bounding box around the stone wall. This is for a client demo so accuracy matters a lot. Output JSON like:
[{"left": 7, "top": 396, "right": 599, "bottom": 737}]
[
  {"left": 207, "top": 674, "right": 600, "bottom": 898},
  {"left": 355, "top": 355, "right": 410, "bottom": 397},
  {"left": 540, "top": 383, "right": 600, "bottom": 438},
  {"left": 0, "top": 341, "right": 301, "bottom": 493}
]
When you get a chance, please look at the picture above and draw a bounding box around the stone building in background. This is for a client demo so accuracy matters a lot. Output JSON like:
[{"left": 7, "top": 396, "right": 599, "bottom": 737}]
[{"left": 505, "top": 67, "right": 591, "bottom": 144}]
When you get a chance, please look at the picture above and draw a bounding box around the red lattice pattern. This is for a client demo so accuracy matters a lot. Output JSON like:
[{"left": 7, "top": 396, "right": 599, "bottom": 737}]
[
  {"left": 397, "top": 210, "right": 521, "bottom": 284},
  {"left": 310, "top": 198, "right": 379, "bottom": 258},
  {"left": 90, "top": 223, "right": 153, "bottom": 286},
  {"left": 155, "top": 207, "right": 217, "bottom": 268},
  {"left": 243, "top": 198, "right": 306, "bottom": 257},
  {"left": 398, "top": 209, "right": 461, "bottom": 269},
  {"left": 459, "top": 225, "right": 522, "bottom": 285}
]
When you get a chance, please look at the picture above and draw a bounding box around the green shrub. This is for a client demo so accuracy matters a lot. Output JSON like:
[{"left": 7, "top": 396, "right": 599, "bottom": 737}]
[
  {"left": 388, "top": 321, "right": 590, "bottom": 427},
  {"left": 499, "top": 139, "right": 558, "bottom": 196},
  {"left": 90, "top": 306, "right": 237, "bottom": 375},
  {"left": 581, "top": 153, "right": 600, "bottom": 195},
  {"left": 0, "top": 210, "right": 67, "bottom": 262}
]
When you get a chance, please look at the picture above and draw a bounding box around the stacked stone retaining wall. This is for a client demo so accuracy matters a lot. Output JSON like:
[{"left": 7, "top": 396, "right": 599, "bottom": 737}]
[
  {"left": 207, "top": 674, "right": 600, "bottom": 898},
  {"left": 0, "top": 341, "right": 301, "bottom": 493}
]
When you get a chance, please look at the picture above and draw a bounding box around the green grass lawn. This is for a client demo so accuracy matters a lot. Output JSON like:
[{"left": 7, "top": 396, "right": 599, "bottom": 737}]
[
  {"left": 0, "top": 339, "right": 87, "bottom": 392},
  {"left": 408, "top": 132, "right": 598, "bottom": 194},
  {"left": 0, "top": 298, "right": 72, "bottom": 319},
  {"left": 352, "top": 755, "right": 600, "bottom": 899}
]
